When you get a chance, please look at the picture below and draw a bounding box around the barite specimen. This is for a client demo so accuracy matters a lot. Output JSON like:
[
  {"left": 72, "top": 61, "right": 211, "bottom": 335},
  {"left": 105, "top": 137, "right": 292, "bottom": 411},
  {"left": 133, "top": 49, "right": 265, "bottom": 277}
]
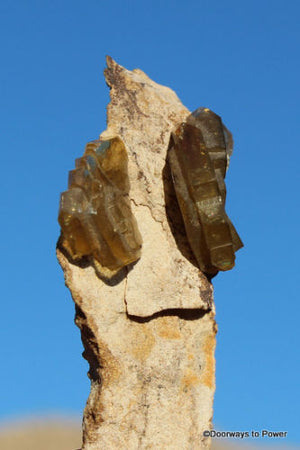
[
  {"left": 58, "top": 137, "right": 142, "bottom": 278},
  {"left": 168, "top": 107, "right": 243, "bottom": 276}
]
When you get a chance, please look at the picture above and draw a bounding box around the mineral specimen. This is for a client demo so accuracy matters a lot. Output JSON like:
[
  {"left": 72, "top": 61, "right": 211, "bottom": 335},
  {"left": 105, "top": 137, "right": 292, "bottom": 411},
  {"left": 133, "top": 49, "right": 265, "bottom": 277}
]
[
  {"left": 58, "top": 137, "right": 142, "bottom": 277},
  {"left": 168, "top": 108, "right": 243, "bottom": 276}
]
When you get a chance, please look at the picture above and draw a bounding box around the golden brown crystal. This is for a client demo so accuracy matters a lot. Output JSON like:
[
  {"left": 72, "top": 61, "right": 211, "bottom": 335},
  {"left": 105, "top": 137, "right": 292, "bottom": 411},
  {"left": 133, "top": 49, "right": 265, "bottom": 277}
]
[
  {"left": 58, "top": 137, "right": 142, "bottom": 277},
  {"left": 168, "top": 108, "right": 243, "bottom": 276}
]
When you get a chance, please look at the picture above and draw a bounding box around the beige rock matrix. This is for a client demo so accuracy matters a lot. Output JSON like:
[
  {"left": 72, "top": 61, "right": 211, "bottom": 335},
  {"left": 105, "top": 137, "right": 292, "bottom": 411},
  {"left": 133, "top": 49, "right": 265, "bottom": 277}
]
[{"left": 57, "top": 56, "right": 217, "bottom": 449}]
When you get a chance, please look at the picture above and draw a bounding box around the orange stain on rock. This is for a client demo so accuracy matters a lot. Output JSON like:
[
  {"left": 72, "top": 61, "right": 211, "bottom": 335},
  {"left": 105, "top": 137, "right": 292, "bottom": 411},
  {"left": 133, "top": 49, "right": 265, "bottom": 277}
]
[
  {"left": 200, "top": 333, "right": 216, "bottom": 389},
  {"left": 130, "top": 325, "right": 156, "bottom": 362},
  {"left": 156, "top": 317, "right": 181, "bottom": 339},
  {"left": 181, "top": 368, "right": 201, "bottom": 391}
]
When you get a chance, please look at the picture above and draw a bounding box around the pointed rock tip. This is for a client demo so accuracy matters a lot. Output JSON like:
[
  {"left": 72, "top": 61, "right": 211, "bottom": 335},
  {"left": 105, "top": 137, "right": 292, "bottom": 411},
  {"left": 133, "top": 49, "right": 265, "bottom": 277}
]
[
  {"left": 105, "top": 55, "right": 115, "bottom": 67},
  {"left": 105, "top": 55, "right": 124, "bottom": 70},
  {"left": 104, "top": 56, "right": 127, "bottom": 88}
]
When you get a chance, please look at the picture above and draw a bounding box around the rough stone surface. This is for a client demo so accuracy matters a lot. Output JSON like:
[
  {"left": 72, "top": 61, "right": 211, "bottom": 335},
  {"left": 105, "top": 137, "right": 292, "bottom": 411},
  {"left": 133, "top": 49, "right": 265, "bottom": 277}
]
[{"left": 57, "top": 56, "right": 216, "bottom": 449}]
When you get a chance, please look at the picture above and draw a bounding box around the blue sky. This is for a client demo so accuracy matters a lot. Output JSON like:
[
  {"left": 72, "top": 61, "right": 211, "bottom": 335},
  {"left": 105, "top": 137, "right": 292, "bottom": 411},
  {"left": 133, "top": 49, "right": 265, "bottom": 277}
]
[{"left": 1, "top": 0, "right": 299, "bottom": 447}]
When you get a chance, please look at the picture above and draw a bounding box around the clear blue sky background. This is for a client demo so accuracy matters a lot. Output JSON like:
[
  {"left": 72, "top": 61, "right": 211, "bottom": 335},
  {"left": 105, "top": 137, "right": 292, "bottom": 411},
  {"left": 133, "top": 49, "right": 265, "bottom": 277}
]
[{"left": 1, "top": 0, "right": 299, "bottom": 447}]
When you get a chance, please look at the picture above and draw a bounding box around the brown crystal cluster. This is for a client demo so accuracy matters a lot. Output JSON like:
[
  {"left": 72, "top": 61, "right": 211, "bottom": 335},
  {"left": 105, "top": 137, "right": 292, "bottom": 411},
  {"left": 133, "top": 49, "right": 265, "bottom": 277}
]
[
  {"left": 58, "top": 137, "right": 142, "bottom": 278},
  {"left": 168, "top": 108, "right": 243, "bottom": 276}
]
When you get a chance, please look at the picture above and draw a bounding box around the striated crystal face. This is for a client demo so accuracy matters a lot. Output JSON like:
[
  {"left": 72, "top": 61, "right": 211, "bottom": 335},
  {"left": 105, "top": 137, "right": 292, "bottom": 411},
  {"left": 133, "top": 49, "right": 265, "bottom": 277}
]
[
  {"left": 168, "top": 108, "right": 243, "bottom": 276},
  {"left": 58, "top": 137, "right": 142, "bottom": 277}
]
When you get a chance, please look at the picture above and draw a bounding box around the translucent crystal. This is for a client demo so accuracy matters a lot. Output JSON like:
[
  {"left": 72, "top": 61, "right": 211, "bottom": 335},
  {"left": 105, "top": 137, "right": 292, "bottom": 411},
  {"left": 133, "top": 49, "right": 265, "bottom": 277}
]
[
  {"left": 168, "top": 109, "right": 243, "bottom": 276},
  {"left": 58, "top": 137, "right": 142, "bottom": 277}
]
